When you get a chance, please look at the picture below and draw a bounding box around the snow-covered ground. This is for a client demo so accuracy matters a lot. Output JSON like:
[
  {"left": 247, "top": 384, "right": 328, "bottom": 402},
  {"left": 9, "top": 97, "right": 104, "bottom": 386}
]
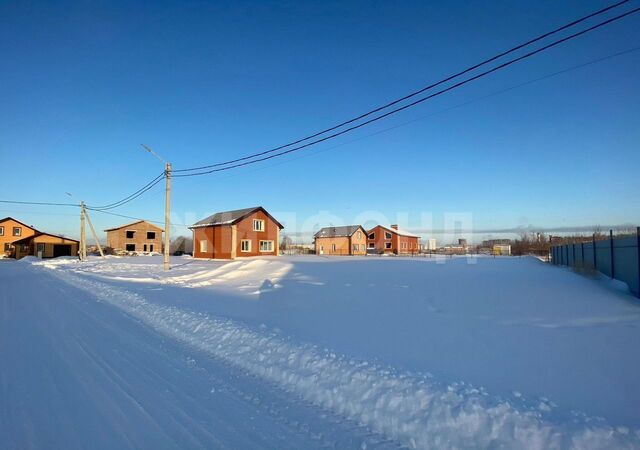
[{"left": 2, "top": 255, "right": 640, "bottom": 449}]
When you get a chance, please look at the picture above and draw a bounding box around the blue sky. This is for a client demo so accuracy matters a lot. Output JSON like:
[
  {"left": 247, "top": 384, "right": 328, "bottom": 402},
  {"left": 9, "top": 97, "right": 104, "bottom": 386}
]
[{"left": 0, "top": 0, "right": 639, "bottom": 241}]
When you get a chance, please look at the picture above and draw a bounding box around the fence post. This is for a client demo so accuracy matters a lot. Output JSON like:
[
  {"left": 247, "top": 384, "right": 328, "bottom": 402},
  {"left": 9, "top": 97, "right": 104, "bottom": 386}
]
[
  {"left": 581, "top": 241, "right": 584, "bottom": 265},
  {"left": 566, "top": 245, "right": 569, "bottom": 266},
  {"left": 593, "top": 233, "right": 597, "bottom": 270},
  {"left": 610, "top": 229, "right": 615, "bottom": 279},
  {"left": 572, "top": 243, "right": 576, "bottom": 266},
  {"left": 636, "top": 226, "right": 640, "bottom": 299}
]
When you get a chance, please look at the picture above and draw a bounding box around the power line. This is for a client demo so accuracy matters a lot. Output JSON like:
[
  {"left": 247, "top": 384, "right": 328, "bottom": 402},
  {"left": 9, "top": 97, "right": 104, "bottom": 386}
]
[
  {"left": 173, "top": 6, "right": 640, "bottom": 178},
  {"left": 87, "top": 171, "right": 165, "bottom": 210},
  {"left": 0, "top": 200, "right": 79, "bottom": 207},
  {"left": 86, "top": 207, "right": 190, "bottom": 228},
  {"left": 174, "top": 0, "right": 633, "bottom": 174}
]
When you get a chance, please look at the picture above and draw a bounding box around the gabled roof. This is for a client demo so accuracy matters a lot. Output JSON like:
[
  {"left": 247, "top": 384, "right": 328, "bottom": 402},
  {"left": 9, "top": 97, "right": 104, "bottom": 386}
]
[
  {"left": 104, "top": 220, "right": 164, "bottom": 232},
  {"left": 0, "top": 216, "right": 36, "bottom": 230},
  {"left": 367, "top": 225, "right": 420, "bottom": 238},
  {"left": 12, "top": 232, "right": 79, "bottom": 245},
  {"left": 314, "top": 225, "right": 365, "bottom": 238},
  {"left": 190, "top": 206, "right": 284, "bottom": 229}
]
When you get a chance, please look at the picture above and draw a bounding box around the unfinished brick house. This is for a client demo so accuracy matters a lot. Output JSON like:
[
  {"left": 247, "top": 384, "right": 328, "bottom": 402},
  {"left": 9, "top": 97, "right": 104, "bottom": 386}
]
[
  {"left": 314, "top": 225, "right": 367, "bottom": 256},
  {"left": 366, "top": 224, "right": 421, "bottom": 255},
  {"left": 104, "top": 220, "right": 164, "bottom": 253},
  {"left": 190, "top": 206, "right": 283, "bottom": 259}
]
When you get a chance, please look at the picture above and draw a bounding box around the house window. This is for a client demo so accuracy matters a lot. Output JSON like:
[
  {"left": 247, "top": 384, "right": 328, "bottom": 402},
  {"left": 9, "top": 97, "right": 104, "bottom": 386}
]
[
  {"left": 147, "top": 232, "right": 156, "bottom": 239},
  {"left": 36, "top": 243, "right": 45, "bottom": 253},
  {"left": 385, "top": 232, "right": 392, "bottom": 239},
  {"left": 143, "top": 244, "right": 147, "bottom": 252},
  {"left": 126, "top": 244, "right": 136, "bottom": 251},
  {"left": 13, "top": 227, "right": 21, "bottom": 237},
  {"left": 0, "top": 226, "right": 4, "bottom": 236},
  {"left": 150, "top": 244, "right": 154, "bottom": 252},
  {"left": 259, "top": 240, "right": 274, "bottom": 252},
  {"left": 126, "top": 230, "right": 135, "bottom": 239},
  {"left": 402, "top": 242, "right": 407, "bottom": 249},
  {"left": 352, "top": 244, "right": 359, "bottom": 252},
  {"left": 368, "top": 242, "right": 375, "bottom": 249},
  {"left": 368, "top": 232, "right": 375, "bottom": 240},
  {"left": 331, "top": 244, "right": 337, "bottom": 252},
  {"left": 253, "top": 219, "right": 265, "bottom": 232},
  {"left": 385, "top": 242, "right": 392, "bottom": 249},
  {"left": 200, "top": 240, "right": 208, "bottom": 253},
  {"left": 4, "top": 243, "right": 11, "bottom": 251},
  {"left": 241, "top": 240, "right": 251, "bottom": 252},
  {"left": 356, "top": 231, "right": 362, "bottom": 239}
]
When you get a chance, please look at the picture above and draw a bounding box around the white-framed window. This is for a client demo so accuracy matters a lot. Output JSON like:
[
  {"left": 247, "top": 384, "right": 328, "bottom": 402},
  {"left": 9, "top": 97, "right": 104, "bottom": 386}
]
[
  {"left": 402, "top": 242, "right": 407, "bottom": 249},
  {"left": 0, "top": 226, "right": 4, "bottom": 236},
  {"left": 259, "top": 240, "right": 274, "bottom": 252},
  {"left": 385, "top": 231, "right": 392, "bottom": 240},
  {"left": 368, "top": 242, "right": 375, "bottom": 249},
  {"left": 253, "top": 219, "right": 265, "bottom": 232},
  {"left": 352, "top": 244, "right": 359, "bottom": 252},
  {"left": 200, "top": 240, "right": 208, "bottom": 253},
  {"left": 368, "top": 232, "right": 375, "bottom": 240},
  {"left": 331, "top": 244, "right": 337, "bottom": 252},
  {"left": 13, "top": 227, "right": 21, "bottom": 237},
  {"left": 385, "top": 242, "right": 392, "bottom": 249},
  {"left": 241, "top": 239, "right": 251, "bottom": 252}
]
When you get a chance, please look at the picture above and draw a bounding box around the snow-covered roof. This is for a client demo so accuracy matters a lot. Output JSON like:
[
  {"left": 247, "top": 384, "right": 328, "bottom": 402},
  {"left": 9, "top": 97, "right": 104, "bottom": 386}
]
[
  {"left": 190, "top": 206, "right": 284, "bottom": 229},
  {"left": 370, "top": 225, "right": 420, "bottom": 238},
  {"left": 314, "top": 225, "right": 364, "bottom": 238}
]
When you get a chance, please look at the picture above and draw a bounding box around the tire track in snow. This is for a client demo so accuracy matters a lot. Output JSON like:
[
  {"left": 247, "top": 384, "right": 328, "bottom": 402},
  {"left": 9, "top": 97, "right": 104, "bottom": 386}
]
[{"left": 48, "top": 267, "right": 640, "bottom": 450}]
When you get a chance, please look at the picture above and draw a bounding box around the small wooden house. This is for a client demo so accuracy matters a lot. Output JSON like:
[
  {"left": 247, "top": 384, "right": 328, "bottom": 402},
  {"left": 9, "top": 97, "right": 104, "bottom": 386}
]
[
  {"left": 0, "top": 217, "right": 37, "bottom": 258},
  {"left": 366, "top": 225, "right": 420, "bottom": 254},
  {"left": 190, "top": 206, "right": 283, "bottom": 259},
  {"left": 104, "top": 220, "right": 164, "bottom": 253},
  {"left": 13, "top": 232, "right": 79, "bottom": 259},
  {"left": 314, "top": 225, "right": 367, "bottom": 256}
]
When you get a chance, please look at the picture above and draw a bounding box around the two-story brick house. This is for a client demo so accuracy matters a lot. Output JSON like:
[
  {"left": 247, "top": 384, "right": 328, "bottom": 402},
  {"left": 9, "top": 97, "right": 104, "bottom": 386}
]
[
  {"left": 366, "top": 224, "right": 420, "bottom": 255},
  {"left": 314, "top": 225, "right": 367, "bottom": 256},
  {"left": 190, "top": 206, "right": 283, "bottom": 259},
  {"left": 0, "top": 217, "right": 37, "bottom": 257},
  {"left": 105, "top": 220, "right": 164, "bottom": 253}
]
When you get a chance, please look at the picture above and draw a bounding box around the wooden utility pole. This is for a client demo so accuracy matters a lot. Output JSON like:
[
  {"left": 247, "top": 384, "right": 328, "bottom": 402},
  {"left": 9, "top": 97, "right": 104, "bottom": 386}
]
[
  {"left": 79, "top": 201, "right": 87, "bottom": 261},
  {"left": 85, "top": 207, "right": 105, "bottom": 258},
  {"left": 164, "top": 162, "right": 172, "bottom": 271}
]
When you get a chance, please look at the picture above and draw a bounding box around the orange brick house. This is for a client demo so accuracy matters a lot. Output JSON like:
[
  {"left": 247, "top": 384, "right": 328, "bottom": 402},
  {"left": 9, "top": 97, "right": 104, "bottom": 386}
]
[
  {"left": 314, "top": 225, "right": 367, "bottom": 256},
  {"left": 366, "top": 224, "right": 421, "bottom": 255},
  {"left": 190, "top": 206, "right": 283, "bottom": 259},
  {"left": 0, "top": 217, "right": 37, "bottom": 257},
  {"left": 105, "top": 220, "right": 164, "bottom": 253},
  {"left": 13, "top": 232, "right": 79, "bottom": 259}
]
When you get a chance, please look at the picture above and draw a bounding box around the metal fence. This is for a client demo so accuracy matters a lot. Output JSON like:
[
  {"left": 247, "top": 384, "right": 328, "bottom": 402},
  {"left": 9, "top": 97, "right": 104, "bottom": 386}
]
[{"left": 551, "top": 228, "right": 640, "bottom": 298}]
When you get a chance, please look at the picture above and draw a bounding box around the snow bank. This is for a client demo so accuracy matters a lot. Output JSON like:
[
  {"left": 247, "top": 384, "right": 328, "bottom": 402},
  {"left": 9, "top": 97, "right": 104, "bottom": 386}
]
[{"left": 45, "top": 267, "right": 640, "bottom": 449}]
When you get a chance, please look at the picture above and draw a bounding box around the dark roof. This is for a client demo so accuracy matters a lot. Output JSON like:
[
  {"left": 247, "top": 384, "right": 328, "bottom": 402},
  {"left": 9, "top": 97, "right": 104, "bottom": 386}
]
[
  {"left": 12, "top": 232, "right": 79, "bottom": 245},
  {"left": 314, "top": 225, "right": 365, "bottom": 238},
  {"left": 190, "top": 206, "right": 284, "bottom": 229},
  {"left": 0, "top": 216, "right": 36, "bottom": 230}
]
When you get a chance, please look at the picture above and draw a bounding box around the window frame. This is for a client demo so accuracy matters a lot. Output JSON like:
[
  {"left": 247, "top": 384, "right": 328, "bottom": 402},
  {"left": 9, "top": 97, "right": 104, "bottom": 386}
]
[
  {"left": 331, "top": 243, "right": 337, "bottom": 252},
  {"left": 200, "top": 240, "right": 208, "bottom": 253},
  {"left": 0, "top": 226, "right": 4, "bottom": 236},
  {"left": 126, "top": 230, "right": 135, "bottom": 239},
  {"left": 253, "top": 219, "right": 265, "bottom": 232},
  {"left": 384, "top": 231, "right": 392, "bottom": 240},
  {"left": 125, "top": 243, "right": 136, "bottom": 252},
  {"left": 146, "top": 231, "right": 156, "bottom": 240},
  {"left": 240, "top": 239, "right": 252, "bottom": 253},
  {"left": 13, "top": 227, "right": 21, "bottom": 237},
  {"left": 368, "top": 232, "right": 375, "bottom": 240},
  {"left": 385, "top": 242, "right": 392, "bottom": 249},
  {"left": 368, "top": 242, "right": 375, "bottom": 249},
  {"left": 259, "top": 240, "right": 274, "bottom": 252}
]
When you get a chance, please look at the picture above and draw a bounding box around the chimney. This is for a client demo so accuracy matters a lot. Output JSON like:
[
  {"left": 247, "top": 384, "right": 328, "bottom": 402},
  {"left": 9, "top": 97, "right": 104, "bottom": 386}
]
[{"left": 390, "top": 224, "right": 398, "bottom": 230}]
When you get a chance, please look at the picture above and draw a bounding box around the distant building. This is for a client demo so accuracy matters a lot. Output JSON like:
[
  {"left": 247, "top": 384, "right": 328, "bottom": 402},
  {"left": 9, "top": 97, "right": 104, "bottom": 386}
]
[
  {"left": 105, "top": 220, "right": 164, "bottom": 253},
  {"left": 426, "top": 238, "right": 437, "bottom": 251},
  {"left": 366, "top": 225, "right": 420, "bottom": 254},
  {"left": 492, "top": 244, "right": 511, "bottom": 256},
  {"left": 190, "top": 206, "right": 283, "bottom": 259},
  {"left": 314, "top": 225, "right": 367, "bottom": 256},
  {"left": 482, "top": 238, "right": 511, "bottom": 247},
  {"left": 0, "top": 217, "right": 37, "bottom": 258},
  {"left": 458, "top": 238, "right": 468, "bottom": 247}
]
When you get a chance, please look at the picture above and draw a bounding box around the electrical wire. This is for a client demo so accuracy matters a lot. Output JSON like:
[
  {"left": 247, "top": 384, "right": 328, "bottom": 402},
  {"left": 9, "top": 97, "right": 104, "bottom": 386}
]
[
  {"left": 174, "top": 0, "right": 633, "bottom": 174},
  {"left": 173, "top": 6, "right": 640, "bottom": 177},
  {"left": 87, "top": 171, "right": 165, "bottom": 210}
]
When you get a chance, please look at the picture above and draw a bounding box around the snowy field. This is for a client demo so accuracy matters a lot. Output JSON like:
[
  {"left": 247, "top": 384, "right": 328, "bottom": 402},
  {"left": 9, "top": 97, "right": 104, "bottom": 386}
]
[{"left": 2, "top": 255, "right": 640, "bottom": 449}]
